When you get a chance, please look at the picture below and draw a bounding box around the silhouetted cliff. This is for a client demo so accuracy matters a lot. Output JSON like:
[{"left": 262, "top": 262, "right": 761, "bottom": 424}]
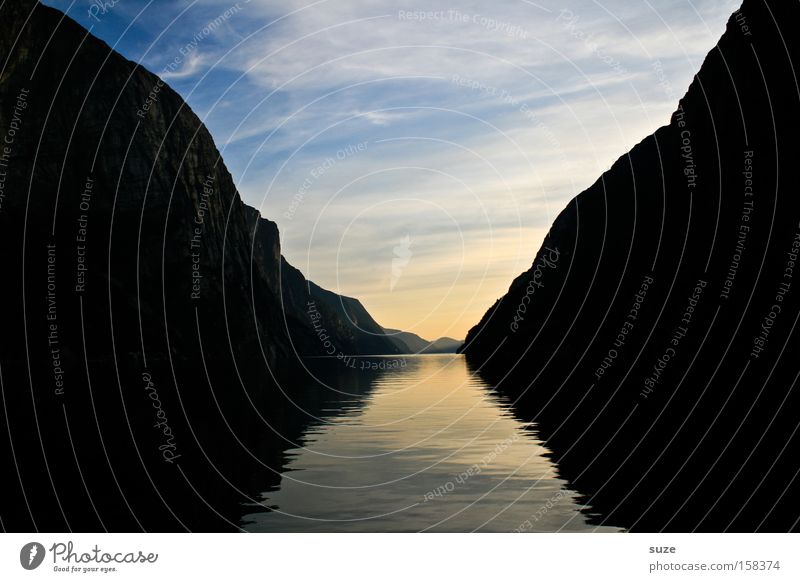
[
  {"left": 0, "top": 0, "right": 395, "bottom": 530},
  {"left": 462, "top": 0, "right": 800, "bottom": 531},
  {"left": 383, "top": 329, "right": 463, "bottom": 354},
  {"left": 280, "top": 258, "right": 404, "bottom": 356}
]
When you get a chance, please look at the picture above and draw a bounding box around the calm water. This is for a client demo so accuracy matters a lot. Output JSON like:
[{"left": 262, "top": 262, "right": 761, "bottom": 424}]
[{"left": 242, "top": 354, "right": 620, "bottom": 532}]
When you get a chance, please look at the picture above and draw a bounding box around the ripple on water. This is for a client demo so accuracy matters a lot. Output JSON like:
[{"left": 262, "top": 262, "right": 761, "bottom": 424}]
[{"left": 242, "top": 354, "right": 621, "bottom": 532}]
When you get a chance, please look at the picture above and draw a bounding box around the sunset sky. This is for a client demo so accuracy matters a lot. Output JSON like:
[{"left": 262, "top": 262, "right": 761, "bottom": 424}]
[{"left": 45, "top": 0, "right": 737, "bottom": 340}]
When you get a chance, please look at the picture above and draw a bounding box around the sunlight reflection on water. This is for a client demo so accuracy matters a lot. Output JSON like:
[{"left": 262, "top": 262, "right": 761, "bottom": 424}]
[{"left": 242, "top": 354, "right": 621, "bottom": 532}]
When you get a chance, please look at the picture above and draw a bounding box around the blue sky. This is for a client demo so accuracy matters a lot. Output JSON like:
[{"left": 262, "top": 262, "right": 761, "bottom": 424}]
[{"left": 43, "top": 0, "right": 739, "bottom": 339}]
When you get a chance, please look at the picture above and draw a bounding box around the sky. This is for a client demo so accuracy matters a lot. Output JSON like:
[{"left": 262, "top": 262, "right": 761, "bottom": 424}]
[{"left": 43, "top": 0, "right": 740, "bottom": 340}]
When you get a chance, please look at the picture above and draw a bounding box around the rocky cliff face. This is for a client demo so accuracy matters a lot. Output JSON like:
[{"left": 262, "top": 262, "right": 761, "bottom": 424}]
[
  {"left": 280, "top": 258, "right": 404, "bottom": 356},
  {"left": 0, "top": 0, "right": 395, "bottom": 531},
  {"left": 462, "top": 0, "right": 800, "bottom": 531},
  {"left": 383, "top": 329, "right": 462, "bottom": 354}
]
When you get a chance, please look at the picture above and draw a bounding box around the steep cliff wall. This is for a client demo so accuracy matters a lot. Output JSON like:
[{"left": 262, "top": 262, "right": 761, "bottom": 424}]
[
  {"left": 0, "top": 0, "right": 394, "bottom": 530},
  {"left": 462, "top": 0, "right": 800, "bottom": 531}
]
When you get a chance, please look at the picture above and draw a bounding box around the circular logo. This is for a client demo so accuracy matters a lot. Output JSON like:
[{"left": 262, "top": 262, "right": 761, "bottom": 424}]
[{"left": 20, "top": 542, "right": 45, "bottom": 570}]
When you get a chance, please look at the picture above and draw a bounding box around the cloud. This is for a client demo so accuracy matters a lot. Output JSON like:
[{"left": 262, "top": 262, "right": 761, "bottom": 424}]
[{"left": 160, "top": 49, "right": 207, "bottom": 79}]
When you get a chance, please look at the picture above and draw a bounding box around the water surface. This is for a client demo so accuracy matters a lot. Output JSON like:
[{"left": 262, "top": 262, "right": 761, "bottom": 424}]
[{"left": 242, "top": 354, "right": 620, "bottom": 532}]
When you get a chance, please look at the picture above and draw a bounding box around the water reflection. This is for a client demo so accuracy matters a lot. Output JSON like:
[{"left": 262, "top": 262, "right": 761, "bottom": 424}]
[{"left": 242, "top": 355, "right": 620, "bottom": 532}]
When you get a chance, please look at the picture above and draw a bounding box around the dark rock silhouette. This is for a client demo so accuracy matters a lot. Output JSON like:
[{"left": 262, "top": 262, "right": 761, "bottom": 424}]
[
  {"left": 421, "top": 337, "right": 462, "bottom": 354},
  {"left": 0, "top": 0, "right": 392, "bottom": 531},
  {"left": 383, "top": 328, "right": 463, "bottom": 354},
  {"left": 384, "top": 328, "right": 429, "bottom": 352},
  {"left": 281, "top": 258, "right": 404, "bottom": 356},
  {"left": 462, "top": 0, "right": 800, "bottom": 531}
]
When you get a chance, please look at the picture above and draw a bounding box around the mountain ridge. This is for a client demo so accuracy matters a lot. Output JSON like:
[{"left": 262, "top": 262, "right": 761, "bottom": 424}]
[
  {"left": 0, "top": 0, "right": 395, "bottom": 530},
  {"left": 460, "top": 0, "right": 800, "bottom": 531},
  {"left": 383, "top": 328, "right": 462, "bottom": 354}
]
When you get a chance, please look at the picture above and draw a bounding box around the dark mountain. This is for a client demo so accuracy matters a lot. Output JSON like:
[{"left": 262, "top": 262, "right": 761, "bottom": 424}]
[
  {"left": 383, "top": 329, "right": 463, "bottom": 354},
  {"left": 461, "top": 0, "right": 800, "bottom": 531},
  {"left": 384, "top": 328, "right": 428, "bottom": 352},
  {"left": 422, "top": 337, "right": 462, "bottom": 354},
  {"left": 281, "top": 259, "right": 403, "bottom": 356},
  {"left": 0, "top": 0, "right": 392, "bottom": 531}
]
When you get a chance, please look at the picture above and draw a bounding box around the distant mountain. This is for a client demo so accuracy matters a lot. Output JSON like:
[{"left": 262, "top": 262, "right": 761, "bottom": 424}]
[
  {"left": 282, "top": 259, "right": 402, "bottom": 356},
  {"left": 461, "top": 0, "right": 800, "bottom": 531},
  {"left": 384, "top": 329, "right": 462, "bottom": 354},
  {"left": 383, "top": 328, "right": 428, "bottom": 352},
  {"left": 422, "top": 337, "right": 462, "bottom": 354}
]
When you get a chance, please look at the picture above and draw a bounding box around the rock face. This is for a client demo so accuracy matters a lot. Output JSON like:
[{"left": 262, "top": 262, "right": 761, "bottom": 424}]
[
  {"left": 281, "top": 258, "right": 404, "bottom": 356},
  {"left": 462, "top": 0, "right": 800, "bottom": 531},
  {"left": 421, "top": 337, "right": 462, "bottom": 354},
  {"left": 0, "top": 0, "right": 395, "bottom": 531},
  {"left": 383, "top": 329, "right": 463, "bottom": 354}
]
